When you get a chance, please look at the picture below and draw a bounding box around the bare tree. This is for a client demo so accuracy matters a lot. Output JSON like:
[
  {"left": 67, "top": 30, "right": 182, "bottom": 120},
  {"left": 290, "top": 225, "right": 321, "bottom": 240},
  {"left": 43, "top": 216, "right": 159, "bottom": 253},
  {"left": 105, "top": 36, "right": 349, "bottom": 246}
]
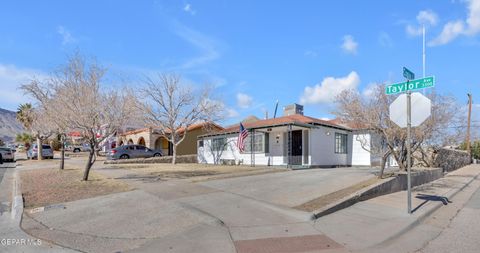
[
  {"left": 22, "top": 53, "right": 136, "bottom": 180},
  {"left": 30, "top": 108, "right": 56, "bottom": 159},
  {"left": 334, "top": 84, "right": 460, "bottom": 178},
  {"left": 413, "top": 92, "right": 464, "bottom": 166},
  {"left": 139, "top": 73, "right": 222, "bottom": 164},
  {"left": 201, "top": 134, "right": 237, "bottom": 165}
]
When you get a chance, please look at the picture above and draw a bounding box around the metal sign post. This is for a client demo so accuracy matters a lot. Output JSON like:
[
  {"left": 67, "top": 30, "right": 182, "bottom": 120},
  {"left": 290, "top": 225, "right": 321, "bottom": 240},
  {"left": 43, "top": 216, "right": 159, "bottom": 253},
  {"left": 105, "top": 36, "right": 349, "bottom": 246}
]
[
  {"left": 387, "top": 67, "right": 434, "bottom": 214},
  {"left": 403, "top": 67, "right": 414, "bottom": 214},
  {"left": 406, "top": 89, "right": 412, "bottom": 214}
]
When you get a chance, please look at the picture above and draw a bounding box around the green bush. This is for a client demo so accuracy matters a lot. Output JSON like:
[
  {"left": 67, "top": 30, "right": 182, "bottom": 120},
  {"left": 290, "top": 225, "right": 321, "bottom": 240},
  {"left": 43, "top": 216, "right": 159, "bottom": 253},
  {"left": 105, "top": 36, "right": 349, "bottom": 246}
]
[{"left": 49, "top": 138, "right": 62, "bottom": 151}]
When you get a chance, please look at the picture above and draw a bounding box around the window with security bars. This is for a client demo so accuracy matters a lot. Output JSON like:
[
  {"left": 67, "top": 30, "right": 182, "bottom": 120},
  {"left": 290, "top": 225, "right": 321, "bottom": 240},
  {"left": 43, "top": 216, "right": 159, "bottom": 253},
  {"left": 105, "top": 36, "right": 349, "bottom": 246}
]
[
  {"left": 212, "top": 138, "right": 227, "bottom": 151},
  {"left": 244, "top": 133, "right": 269, "bottom": 153},
  {"left": 335, "top": 133, "right": 348, "bottom": 154}
]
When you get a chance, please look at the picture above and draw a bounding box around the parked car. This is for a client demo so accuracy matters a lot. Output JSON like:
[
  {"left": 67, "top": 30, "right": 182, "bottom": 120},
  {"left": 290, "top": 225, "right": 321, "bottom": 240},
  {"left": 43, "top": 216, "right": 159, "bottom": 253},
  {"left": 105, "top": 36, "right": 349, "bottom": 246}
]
[
  {"left": 27, "top": 144, "right": 54, "bottom": 159},
  {"left": 69, "top": 144, "right": 92, "bottom": 153},
  {"left": 0, "top": 147, "right": 15, "bottom": 163},
  {"left": 108, "top": 145, "right": 162, "bottom": 160}
]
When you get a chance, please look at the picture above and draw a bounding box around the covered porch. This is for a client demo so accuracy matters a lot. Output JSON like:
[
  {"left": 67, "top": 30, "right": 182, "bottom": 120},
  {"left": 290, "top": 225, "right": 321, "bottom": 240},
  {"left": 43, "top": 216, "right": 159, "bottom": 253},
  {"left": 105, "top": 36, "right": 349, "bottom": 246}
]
[{"left": 247, "top": 122, "right": 314, "bottom": 168}]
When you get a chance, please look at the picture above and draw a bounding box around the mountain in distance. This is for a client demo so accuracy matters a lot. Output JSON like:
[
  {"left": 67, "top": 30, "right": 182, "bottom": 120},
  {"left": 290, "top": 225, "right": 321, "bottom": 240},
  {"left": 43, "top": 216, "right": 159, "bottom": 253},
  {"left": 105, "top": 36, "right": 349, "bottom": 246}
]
[{"left": 0, "top": 108, "right": 24, "bottom": 143}]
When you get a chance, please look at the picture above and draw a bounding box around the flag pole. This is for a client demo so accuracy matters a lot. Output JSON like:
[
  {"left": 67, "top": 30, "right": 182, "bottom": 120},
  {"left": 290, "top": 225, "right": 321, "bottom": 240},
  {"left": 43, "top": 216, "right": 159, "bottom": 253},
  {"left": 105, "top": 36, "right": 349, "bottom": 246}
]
[{"left": 422, "top": 25, "right": 426, "bottom": 94}]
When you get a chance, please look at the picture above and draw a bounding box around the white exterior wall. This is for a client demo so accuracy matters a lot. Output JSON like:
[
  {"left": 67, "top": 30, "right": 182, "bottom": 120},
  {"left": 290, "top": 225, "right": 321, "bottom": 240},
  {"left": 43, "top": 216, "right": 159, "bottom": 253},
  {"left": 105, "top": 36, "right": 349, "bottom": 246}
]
[
  {"left": 198, "top": 127, "right": 373, "bottom": 167},
  {"left": 197, "top": 132, "right": 288, "bottom": 166},
  {"left": 309, "top": 126, "right": 352, "bottom": 166},
  {"left": 351, "top": 133, "right": 372, "bottom": 166}
]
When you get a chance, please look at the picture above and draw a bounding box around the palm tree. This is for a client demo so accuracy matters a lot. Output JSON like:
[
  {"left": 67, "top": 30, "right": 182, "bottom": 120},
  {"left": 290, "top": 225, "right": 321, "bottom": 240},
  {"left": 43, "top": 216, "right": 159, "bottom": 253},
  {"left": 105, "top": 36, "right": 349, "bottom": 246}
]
[
  {"left": 16, "top": 103, "right": 42, "bottom": 159},
  {"left": 16, "top": 103, "right": 34, "bottom": 130},
  {"left": 15, "top": 133, "right": 33, "bottom": 152}
]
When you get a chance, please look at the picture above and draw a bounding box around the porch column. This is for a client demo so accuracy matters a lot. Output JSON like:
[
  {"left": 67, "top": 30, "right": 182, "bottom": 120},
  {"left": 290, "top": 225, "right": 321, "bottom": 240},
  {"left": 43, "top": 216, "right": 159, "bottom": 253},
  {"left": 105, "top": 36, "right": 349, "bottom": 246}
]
[
  {"left": 250, "top": 129, "right": 255, "bottom": 167},
  {"left": 287, "top": 124, "right": 292, "bottom": 168}
]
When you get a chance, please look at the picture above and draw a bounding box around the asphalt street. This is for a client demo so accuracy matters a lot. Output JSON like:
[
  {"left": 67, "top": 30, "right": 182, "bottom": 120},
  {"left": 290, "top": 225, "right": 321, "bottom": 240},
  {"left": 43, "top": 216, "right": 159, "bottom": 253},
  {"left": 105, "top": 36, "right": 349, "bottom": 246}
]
[{"left": 418, "top": 182, "right": 480, "bottom": 253}]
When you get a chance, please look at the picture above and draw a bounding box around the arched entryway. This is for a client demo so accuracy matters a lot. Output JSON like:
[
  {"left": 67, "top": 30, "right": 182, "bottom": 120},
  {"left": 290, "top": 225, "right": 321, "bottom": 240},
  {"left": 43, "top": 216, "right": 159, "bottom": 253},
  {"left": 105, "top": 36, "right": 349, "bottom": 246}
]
[
  {"left": 127, "top": 139, "right": 134, "bottom": 145},
  {"left": 138, "top": 137, "right": 146, "bottom": 146},
  {"left": 154, "top": 137, "right": 172, "bottom": 155},
  {"left": 119, "top": 141, "right": 124, "bottom": 146}
]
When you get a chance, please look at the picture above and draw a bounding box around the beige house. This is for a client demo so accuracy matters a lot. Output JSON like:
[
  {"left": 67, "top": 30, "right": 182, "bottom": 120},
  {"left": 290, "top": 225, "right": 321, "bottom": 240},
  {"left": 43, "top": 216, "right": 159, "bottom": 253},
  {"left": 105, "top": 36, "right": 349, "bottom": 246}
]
[{"left": 118, "top": 122, "right": 223, "bottom": 156}]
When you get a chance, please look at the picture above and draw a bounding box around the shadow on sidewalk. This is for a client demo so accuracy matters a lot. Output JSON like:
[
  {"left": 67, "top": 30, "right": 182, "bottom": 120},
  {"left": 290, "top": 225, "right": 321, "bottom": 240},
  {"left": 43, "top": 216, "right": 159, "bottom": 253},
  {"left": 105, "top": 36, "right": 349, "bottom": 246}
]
[{"left": 412, "top": 194, "right": 452, "bottom": 213}]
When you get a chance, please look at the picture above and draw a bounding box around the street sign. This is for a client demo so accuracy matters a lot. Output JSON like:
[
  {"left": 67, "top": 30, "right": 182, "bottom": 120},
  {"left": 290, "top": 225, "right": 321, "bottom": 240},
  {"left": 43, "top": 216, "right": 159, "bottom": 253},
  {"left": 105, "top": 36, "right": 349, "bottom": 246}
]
[
  {"left": 388, "top": 68, "right": 435, "bottom": 215},
  {"left": 403, "top": 67, "right": 415, "bottom": 80},
  {"left": 389, "top": 92, "right": 431, "bottom": 128},
  {"left": 385, "top": 76, "right": 435, "bottom": 95}
]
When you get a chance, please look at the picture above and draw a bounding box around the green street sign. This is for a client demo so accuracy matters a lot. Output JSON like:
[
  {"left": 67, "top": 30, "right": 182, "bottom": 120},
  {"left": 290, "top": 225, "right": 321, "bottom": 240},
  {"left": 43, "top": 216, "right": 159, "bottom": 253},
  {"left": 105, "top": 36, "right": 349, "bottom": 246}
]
[
  {"left": 403, "top": 67, "right": 415, "bottom": 80},
  {"left": 385, "top": 76, "right": 435, "bottom": 95}
]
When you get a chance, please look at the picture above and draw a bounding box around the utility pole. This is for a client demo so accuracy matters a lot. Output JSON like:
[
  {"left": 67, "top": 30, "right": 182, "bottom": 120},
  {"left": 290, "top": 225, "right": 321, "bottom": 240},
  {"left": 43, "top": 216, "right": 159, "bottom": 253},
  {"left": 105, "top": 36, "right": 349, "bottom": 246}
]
[
  {"left": 423, "top": 25, "right": 426, "bottom": 79},
  {"left": 467, "top": 93, "right": 472, "bottom": 162}
]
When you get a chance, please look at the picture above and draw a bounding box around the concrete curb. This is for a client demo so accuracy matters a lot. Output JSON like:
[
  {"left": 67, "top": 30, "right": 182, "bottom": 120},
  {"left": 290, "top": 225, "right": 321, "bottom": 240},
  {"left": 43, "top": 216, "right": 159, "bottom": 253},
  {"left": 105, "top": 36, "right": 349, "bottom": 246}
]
[
  {"left": 313, "top": 168, "right": 443, "bottom": 219},
  {"left": 312, "top": 177, "right": 396, "bottom": 219},
  {"left": 373, "top": 167, "right": 480, "bottom": 249},
  {"left": 11, "top": 169, "right": 24, "bottom": 224}
]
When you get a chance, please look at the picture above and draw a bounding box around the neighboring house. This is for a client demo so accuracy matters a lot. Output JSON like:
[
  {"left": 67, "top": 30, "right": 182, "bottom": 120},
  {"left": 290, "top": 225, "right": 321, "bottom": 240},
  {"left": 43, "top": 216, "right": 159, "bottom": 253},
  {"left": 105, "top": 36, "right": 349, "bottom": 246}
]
[
  {"left": 118, "top": 122, "right": 223, "bottom": 156},
  {"left": 67, "top": 131, "right": 84, "bottom": 145},
  {"left": 197, "top": 104, "right": 375, "bottom": 168}
]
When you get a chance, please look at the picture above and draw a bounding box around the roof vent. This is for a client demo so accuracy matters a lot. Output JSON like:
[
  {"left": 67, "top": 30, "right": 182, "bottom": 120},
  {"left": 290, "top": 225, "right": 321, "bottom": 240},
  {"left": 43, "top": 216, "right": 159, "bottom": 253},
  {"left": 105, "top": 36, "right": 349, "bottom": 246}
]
[{"left": 283, "top": 103, "right": 304, "bottom": 116}]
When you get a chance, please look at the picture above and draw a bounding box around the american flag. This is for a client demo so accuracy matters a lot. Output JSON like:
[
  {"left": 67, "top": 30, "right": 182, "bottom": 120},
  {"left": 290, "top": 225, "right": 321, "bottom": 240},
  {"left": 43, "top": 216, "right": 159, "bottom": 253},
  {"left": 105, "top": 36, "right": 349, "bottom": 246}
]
[{"left": 236, "top": 123, "right": 249, "bottom": 152}]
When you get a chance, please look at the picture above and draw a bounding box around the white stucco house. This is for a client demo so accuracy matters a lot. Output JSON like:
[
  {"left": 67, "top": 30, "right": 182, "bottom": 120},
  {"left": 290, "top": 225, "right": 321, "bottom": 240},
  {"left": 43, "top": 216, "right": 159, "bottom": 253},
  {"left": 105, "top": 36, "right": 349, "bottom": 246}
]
[{"left": 197, "top": 104, "right": 376, "bottom": 168}]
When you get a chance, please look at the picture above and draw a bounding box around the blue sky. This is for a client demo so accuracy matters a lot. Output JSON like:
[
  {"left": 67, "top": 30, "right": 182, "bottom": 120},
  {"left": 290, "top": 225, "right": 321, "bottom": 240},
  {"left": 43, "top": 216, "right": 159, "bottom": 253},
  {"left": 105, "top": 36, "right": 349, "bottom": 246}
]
[{"left": 0, "top": 0, "right": 479, "bottom": 126}]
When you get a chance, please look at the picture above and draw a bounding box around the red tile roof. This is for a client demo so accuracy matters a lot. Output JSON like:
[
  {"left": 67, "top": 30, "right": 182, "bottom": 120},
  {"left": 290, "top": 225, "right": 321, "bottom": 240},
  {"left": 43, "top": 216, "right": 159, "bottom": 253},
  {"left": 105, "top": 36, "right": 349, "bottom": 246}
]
[
  {"left": 208, "top": 114, "right": 352, "bottom": 137},
  {"left": 120, "top": 122, "right": 223, "bottom": 136},
  {"left": 328, "top": 118, "right": 367, "bottom": 130}
]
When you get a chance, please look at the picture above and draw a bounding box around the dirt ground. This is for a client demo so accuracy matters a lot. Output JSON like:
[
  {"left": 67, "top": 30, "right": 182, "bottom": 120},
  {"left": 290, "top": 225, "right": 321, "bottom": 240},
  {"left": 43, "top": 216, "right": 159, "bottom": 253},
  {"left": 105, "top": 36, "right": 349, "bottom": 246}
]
[
  {"left": 294, "top": 177, "right": 381, "bottom": 212},
  {"left": 20, "top": 168, "right": 132, "bottom": 208},
  {"left": 106, "top": 163, "right": 289, "bottom": 182}
]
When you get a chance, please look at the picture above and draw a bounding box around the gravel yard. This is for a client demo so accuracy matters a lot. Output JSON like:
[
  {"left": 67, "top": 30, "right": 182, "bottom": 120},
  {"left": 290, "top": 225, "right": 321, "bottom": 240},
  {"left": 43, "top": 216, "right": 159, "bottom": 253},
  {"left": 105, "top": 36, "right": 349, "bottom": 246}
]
[{"left": 20, "top": 168, "right": 132, "bottom": 208}]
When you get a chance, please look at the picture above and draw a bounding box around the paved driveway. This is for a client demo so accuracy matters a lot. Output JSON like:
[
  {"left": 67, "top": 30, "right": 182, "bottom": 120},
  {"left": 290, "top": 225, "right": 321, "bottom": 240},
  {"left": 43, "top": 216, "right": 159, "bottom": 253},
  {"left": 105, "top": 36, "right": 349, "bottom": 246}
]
[
  {"left": 199, "top": 166, "right": 376, "bottom": 207},
  {"left": 23, "top": 161, "right": 378, "bottom": 253}
]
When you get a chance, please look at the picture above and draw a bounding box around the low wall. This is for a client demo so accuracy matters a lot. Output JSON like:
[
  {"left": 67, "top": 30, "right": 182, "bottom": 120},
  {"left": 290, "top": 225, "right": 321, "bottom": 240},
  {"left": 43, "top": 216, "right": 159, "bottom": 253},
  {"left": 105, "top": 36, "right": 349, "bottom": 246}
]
[
  {"left": 434, "top": 148, "right": 470, "bottom": 172},
  {"left": 363, "top": 168, "right": 443, "bottom": 198},
  {"left": 314, "top": 167, "right": 443, "bottom": 218},
  {"left": 104, "top": 155, "right": 197, "bottom": 164}
]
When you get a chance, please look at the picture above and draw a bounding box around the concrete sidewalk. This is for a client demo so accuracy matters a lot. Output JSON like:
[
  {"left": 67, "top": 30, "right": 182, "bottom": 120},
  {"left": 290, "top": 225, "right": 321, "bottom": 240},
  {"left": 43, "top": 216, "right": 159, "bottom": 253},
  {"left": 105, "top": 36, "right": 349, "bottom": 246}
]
[
  {"left": 0, "top": 166, "right": 77, "bottom": 253},
  {"left": 313, "top": 164, "right": 480, "bottom": 252},
  {"left": 7, "top": 159, "right": 480, "bottom": 253}
]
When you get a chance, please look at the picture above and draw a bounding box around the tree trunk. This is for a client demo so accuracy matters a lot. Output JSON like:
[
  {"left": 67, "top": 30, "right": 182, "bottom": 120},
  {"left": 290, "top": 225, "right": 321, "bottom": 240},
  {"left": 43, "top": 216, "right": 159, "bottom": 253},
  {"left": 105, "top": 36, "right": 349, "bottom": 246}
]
[
  {"left": 378, "top": 153, "right": 389, "bottom": 179},
  {"left": 59, "top": 135, "right": 65, "bottom": 170},
  {"left": 37, "top": 137, "right": 43, "bottom": 160},
  {"left": 83, "top": 149, "right": 95, "bottom": 181},
  {"left": 172, "top": 144, "right": 177, "bottom": 164},
  {"left": 390, "top": 149, "right": 406, "bottom": 171}
]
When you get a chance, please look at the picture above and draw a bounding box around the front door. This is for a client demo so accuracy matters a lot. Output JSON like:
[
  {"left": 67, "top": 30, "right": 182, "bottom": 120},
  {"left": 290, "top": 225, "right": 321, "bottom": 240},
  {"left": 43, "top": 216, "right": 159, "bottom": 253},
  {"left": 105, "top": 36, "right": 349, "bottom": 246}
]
[{"left": 291, "top": 130, "right": 302, "bottom": 165}]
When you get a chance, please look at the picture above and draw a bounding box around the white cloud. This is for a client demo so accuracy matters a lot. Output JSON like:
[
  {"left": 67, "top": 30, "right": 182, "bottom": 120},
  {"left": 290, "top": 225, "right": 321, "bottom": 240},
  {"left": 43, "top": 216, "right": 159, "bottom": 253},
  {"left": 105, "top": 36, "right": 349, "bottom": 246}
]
[
  {"left": 430, "top": 0, "right": 480, "bottom": 46},
  {"left": 417, "top": 10, "right": 439, "bottom": 26},
  {"left": 299, "top": 71, "right": 360, "bottom": 105},
  {"left": 173, "top": 22, "right": 221, "bottom": 69},
  {"left": 406, "top": 24, "right": 423, "bottom": 37},
  {"left": 183, "top": 3, "right": 196, "bottom": 15},
  {"left": 362, "top": 83, "right": 378, "bottom": 98},
  {"left": 202, "top": 98, "right": 239, "bottom": 119},
  {"left": 429, "top": 20, "right": 465, "bottom": 46},
  {"left": 466, "top": 0, "right": 480, "bottom": 34},
  {"left": 0, "top": 64, "right": 47, "bottom": 110},
  {"left": 236, "top": 93, "right": 253, "bottom": 109},
  {"left": 406, "top": 10, "right": 439, "bottom": 37},
  {"left": 57, "top": 26, "right": 76, "bottom": 45},
  {"left": 304, "top": 50, "right": 318, "bottom": 57},
  {"left": 341, "top": 35, "right": 358, "bottom": 54},
  {"left": 378, "top": 32, "right": 393, "bottom": 47},
  {"left": 226, "top": 108, "right": 239, "bottom": 118}
]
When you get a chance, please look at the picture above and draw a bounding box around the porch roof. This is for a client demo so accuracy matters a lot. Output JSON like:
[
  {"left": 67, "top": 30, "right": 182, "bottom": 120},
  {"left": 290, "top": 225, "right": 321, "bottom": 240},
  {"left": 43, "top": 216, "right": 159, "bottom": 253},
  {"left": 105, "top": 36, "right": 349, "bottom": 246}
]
[{"left": 199, "top": 114, "right": 352, "bottom": 138}]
